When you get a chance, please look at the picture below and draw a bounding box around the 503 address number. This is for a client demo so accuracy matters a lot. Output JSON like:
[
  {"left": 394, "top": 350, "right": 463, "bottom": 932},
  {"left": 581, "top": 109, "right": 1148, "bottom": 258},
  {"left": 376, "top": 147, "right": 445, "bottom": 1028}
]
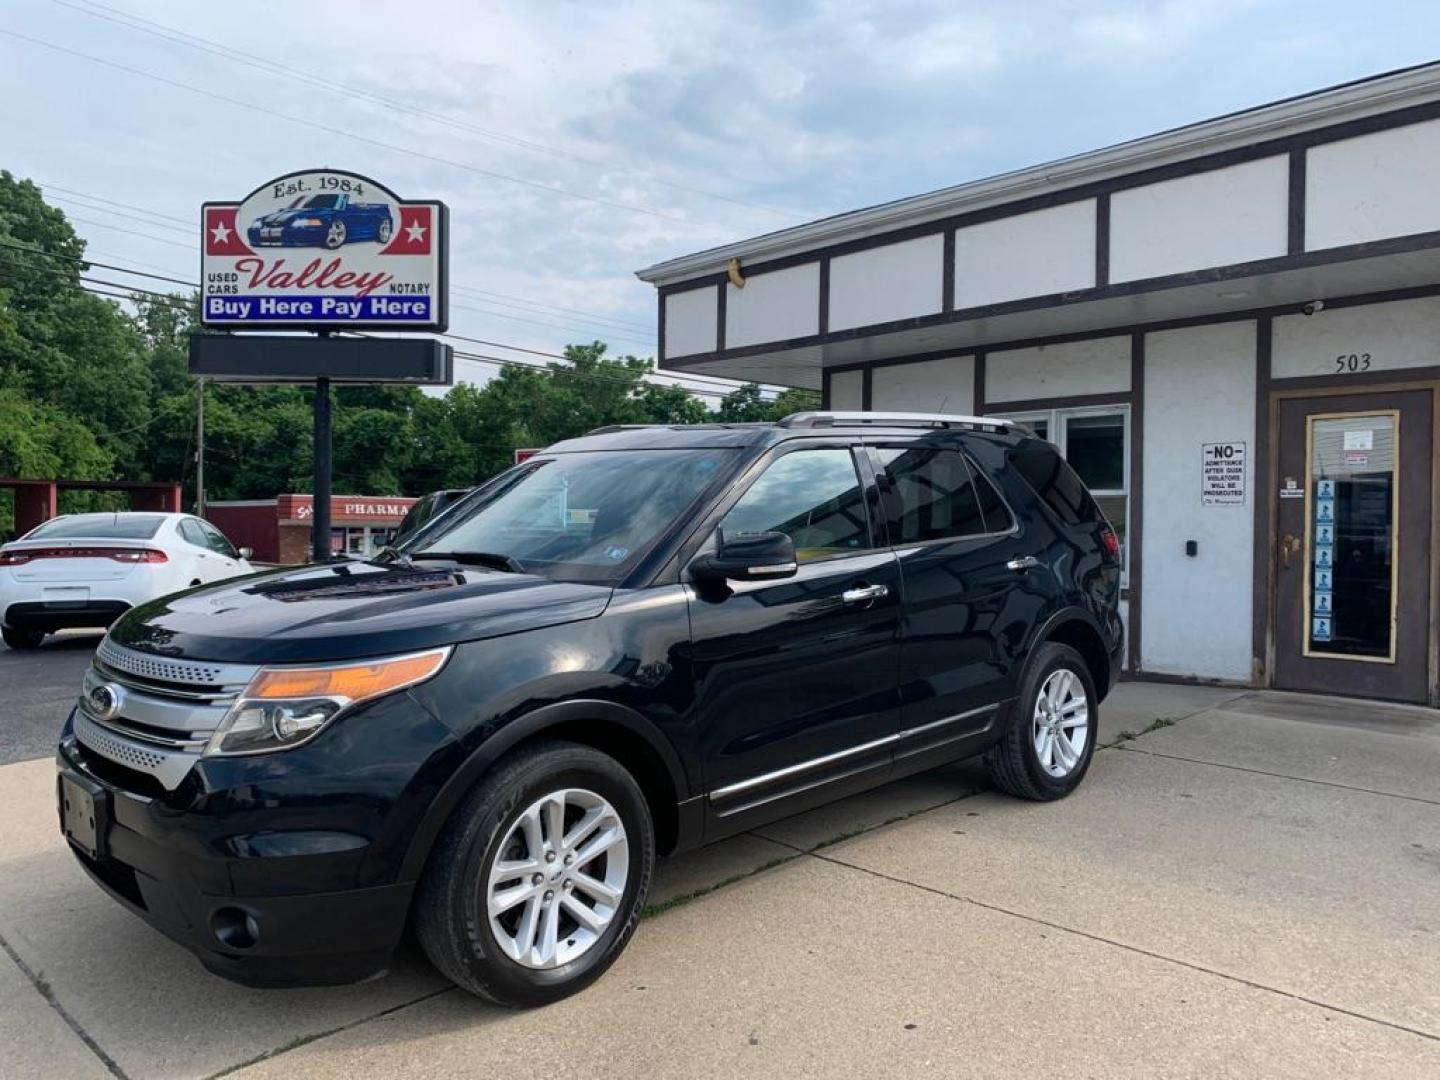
[{"left": 1334, "top": 352, "right": 1372, "bottom": 373}]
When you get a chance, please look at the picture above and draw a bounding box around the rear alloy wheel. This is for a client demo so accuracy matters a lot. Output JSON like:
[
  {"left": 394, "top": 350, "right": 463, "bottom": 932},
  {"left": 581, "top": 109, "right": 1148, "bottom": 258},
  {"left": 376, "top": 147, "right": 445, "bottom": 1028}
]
[
  {"left": 416, "top": 740, "right": 653, "bottom": 1007},
  {"left": 377, "top": 218, "right": 393, "bottom": 244},
  {"left": 1, "top": 626, "right": 44, "bottom": 650},
  {"left": 985, "top": 642, "right": 1097, "bottom": 801}
]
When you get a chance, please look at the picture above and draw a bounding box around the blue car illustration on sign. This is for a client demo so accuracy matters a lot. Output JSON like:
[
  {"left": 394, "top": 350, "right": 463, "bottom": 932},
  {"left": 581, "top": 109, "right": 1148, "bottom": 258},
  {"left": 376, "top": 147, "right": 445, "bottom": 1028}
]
[{"left": 246, "top": 193, "right": 394, "bottom": 249}]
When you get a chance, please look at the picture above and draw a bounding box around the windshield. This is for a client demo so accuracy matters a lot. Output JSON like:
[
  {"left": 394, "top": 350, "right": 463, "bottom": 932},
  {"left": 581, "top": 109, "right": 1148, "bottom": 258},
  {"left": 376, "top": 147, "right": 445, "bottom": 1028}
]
[
  {"left": 405, "top": 450, "right": 734, "bottom": 583},
  {"left": 303, "top": 195, "right": 342, "bottom": 209},
  {"left": 25, "top": 514, "right": 166, "bottom": 540}
]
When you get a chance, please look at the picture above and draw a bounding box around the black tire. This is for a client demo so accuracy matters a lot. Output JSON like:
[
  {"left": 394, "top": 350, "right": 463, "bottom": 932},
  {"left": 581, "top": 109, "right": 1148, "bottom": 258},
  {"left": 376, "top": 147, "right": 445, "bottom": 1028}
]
[
  {"left": 2, "top": 626, "right": 44, "bottom": 650},
  {"left": 415, "top": 739, "right": 654, "bottom": 1007},
  {"left": 985, "top": 642, "right": 1097, "bottom": 801}
]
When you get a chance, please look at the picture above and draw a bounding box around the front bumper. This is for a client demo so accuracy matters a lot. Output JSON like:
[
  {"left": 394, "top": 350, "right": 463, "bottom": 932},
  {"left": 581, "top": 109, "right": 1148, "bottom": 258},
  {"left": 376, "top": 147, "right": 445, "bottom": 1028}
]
[{"left": 56, "top": 699, "right": 452, "bottom": 987}]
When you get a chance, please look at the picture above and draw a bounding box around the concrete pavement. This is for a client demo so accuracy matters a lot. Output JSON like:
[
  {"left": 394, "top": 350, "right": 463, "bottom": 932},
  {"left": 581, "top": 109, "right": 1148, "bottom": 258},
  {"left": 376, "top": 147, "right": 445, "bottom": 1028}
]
[{"left": 1, "top": 682, "right": 1437, "bottom": 1078}]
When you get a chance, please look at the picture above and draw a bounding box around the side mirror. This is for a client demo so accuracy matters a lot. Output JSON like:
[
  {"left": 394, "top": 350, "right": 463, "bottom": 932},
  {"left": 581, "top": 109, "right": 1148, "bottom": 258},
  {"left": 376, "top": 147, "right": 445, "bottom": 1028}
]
[
  {"left": 691, "top": 531, "right": 798, "bottom": 582},
  {"left": 237, "top": 547, "right": 254, "bottom": 560}
]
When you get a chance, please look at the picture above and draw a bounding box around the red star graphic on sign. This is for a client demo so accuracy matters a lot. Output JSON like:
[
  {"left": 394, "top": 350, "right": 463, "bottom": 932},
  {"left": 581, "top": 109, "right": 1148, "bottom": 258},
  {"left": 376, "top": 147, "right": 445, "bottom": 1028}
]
[
  {"left": 380, "top": 205, "right": 433, "bottom": 255},
  {"left": 204, "top": 206, "right": 252, "bottom": 255}
]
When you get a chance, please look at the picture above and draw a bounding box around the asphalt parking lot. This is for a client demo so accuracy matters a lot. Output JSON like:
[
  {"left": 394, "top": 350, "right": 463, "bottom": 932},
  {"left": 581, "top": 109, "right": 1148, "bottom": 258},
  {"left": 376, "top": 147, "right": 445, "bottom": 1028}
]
[
  {"left": 1, "top": 651, "right": 1437, "bottom": 1079},
  {"left": 0, "top": 631, "right": 101, "bottom": 765}
]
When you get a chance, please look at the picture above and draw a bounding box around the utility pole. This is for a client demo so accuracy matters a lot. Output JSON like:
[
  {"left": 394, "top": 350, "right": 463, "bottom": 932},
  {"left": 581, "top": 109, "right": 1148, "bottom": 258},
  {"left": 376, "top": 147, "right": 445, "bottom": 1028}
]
[
  {"left": 195, "top": 376, "right": 205, "bottom": 518},
  {"left": 312, "top": 375, "right": 332, "bottom": 562}
]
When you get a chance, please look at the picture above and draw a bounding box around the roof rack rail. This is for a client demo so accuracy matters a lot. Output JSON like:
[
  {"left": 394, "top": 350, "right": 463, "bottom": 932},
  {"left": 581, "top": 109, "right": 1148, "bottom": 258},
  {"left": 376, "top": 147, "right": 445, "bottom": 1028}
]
[
  {"left": 584, "top": 424, "right": 661, "bottom": 435},
  {"left": 778, "top": 411, "right": 1015, "bottom": 431}
]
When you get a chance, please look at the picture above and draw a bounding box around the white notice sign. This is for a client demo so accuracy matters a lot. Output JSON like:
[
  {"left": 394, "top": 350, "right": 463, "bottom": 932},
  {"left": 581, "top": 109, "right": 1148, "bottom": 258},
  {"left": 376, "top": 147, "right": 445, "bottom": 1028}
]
[{"left": 1202, "top": 442, "right": 1247, "bottom": 505}]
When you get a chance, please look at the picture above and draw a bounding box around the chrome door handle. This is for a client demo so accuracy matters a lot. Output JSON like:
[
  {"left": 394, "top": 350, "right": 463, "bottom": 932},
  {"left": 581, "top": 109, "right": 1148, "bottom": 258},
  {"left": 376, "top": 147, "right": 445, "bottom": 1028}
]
[
  {"left": 841, "top": 583, "right": 888, "bottom": 604},
  {"left": 1006, "top": 556, "right": 1042, "bottom": 571}
]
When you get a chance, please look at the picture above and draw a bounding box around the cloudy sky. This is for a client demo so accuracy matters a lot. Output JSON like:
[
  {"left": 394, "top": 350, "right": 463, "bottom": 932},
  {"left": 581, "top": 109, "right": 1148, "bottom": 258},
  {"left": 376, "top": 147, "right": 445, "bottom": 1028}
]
[{"left": 5, "top": 0, "right": 1440, "bottom": 394}]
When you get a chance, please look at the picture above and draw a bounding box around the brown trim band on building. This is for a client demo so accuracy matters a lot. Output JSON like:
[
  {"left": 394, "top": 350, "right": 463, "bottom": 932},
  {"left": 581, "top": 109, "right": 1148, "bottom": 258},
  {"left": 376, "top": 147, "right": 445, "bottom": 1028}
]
[
  {"left": 1127, "top": 332, "right": 1145, "bottom": 674},
  {"left": 715, "top": 280, "right": 727, "bottom": 352},
  {"left": 654, "top": 95, "right": 1440, "bottom": 297},
  {"left": 660, "top": 230, "right": 1440, "bottom": 371},
  {"left": 1287, "top": 150, "right": 1307, "bottom": 256},
  {"left": 984, "top": 390, "right": 1134, "bottom": 414},
  {"left": 1252, "top": 317, "right": 1274, "bottom": 684},
  {"left": 817, "top": 257, "right": 831, "bottom": 336},
  {"left": 793, "top": 281, "right": 1440, "bottom": 406},
  {"left": 1095, "top": 192, "right": 1111, "bottom": 288},
  {"left": 942, "top": 229, "right": 957, "bottom": 315}
]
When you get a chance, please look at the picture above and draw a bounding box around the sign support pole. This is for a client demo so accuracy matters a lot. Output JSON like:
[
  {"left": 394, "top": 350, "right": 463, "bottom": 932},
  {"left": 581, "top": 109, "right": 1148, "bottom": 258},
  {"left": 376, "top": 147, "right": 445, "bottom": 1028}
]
[{"left": 312, "top": 375, "right": 332, "bottom": 562}]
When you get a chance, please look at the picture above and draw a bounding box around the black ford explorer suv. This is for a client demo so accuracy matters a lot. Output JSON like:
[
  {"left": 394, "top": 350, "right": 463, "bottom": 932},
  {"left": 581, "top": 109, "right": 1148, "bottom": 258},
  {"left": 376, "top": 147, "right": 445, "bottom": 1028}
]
[{"left": 58, "top": 411, "right": 1122, "bottom": 1007}]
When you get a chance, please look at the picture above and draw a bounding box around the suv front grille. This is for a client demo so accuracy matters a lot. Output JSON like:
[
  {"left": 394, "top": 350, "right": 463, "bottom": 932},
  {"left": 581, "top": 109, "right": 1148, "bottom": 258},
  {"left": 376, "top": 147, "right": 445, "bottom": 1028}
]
[{"left": 76, "top": 640, "right": 259, "bottom": 792}]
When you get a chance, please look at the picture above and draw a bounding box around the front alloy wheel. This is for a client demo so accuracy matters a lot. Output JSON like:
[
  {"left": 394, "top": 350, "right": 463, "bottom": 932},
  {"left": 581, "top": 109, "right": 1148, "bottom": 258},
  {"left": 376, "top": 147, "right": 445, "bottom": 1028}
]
[
  {"left": 416, "top": 740, "right": 653, "bottom": 1006},
  {"left": 324, "top": 220, "right": 347, "bottom": 249},
  {"left": 487, "top": 788, "right": 629, "bottom": 969}
]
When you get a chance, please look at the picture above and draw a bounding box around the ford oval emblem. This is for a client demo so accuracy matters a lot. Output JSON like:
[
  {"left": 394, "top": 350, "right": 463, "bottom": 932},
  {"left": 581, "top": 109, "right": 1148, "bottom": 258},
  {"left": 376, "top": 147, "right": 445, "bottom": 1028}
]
[{"left": 87, "top": 683, "right": 124, "bottom": 722}]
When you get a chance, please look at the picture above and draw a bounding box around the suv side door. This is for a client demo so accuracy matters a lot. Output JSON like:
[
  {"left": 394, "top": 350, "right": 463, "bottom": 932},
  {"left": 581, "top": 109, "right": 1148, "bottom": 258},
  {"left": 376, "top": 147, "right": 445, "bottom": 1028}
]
[
  {"left": 683, "top": 439, "right": 902, "bottom": 837},
  {"left": 866, "top": 435, "right": 1059, "bottom": 763}
]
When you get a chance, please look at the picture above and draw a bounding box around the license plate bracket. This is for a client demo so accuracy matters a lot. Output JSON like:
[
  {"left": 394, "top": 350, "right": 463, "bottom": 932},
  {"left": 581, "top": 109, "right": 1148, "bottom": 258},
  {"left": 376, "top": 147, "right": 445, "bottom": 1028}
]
[{"left": 58, "top": 772, "right": 109, "bottom": 860}]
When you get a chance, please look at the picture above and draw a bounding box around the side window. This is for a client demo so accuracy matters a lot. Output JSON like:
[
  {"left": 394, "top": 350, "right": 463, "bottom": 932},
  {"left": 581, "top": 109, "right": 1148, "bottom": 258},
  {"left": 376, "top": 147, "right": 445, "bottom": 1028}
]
[
  {"left": 1011, "top": 444, "right": 1097, "bottom": 526},
  {"left": 178, "top": 519, "right": 208, "bottom": 548},
  {"left": 972, "top": 469, "right": 1015, "bottom": 532},
  {"left": 719, "top": 447, "right": 872, "bottom": 562},
  {"left": 874, "top": 446, "right": 986, "bottom": 543},
  {"left": 200, "top": 522, "right": 239, "bottom": 558}
]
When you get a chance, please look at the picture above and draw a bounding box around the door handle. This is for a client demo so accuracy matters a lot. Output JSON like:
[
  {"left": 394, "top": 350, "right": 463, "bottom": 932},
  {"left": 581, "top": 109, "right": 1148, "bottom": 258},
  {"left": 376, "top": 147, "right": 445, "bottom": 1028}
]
[
  {"left": 841, "top": 583, "right": 888, "bottom": 604},
  {"left": 1006, "top": 556, "right": 1042, "bottom": 572}
]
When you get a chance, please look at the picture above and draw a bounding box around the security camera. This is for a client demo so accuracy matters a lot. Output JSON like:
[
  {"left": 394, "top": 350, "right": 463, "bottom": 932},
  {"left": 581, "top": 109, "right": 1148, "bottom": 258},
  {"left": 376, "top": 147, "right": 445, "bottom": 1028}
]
[{"left": 1303, "top": 300, "right": 1325, "bottom": 316}]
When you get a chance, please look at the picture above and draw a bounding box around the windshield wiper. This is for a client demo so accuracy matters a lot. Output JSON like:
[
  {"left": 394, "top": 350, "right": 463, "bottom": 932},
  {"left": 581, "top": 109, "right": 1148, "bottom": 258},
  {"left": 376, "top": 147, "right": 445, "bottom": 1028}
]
[{"left": 409, "top": 550, "right": 526, "bottom": 574}]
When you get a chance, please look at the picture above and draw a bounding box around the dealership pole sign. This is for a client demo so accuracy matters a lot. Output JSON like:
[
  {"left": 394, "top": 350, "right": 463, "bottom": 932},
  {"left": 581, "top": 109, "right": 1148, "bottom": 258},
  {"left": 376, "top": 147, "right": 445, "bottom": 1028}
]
[{"left": 201, "top": 169, "right": 448, "bottom": 332}]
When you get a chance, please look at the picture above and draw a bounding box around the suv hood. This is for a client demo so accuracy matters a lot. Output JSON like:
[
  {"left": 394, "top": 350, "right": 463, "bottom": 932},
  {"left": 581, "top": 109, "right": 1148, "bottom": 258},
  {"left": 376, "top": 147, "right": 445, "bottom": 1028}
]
[{"left": 107, "top": 561, "right": 613, "bottom": 664}]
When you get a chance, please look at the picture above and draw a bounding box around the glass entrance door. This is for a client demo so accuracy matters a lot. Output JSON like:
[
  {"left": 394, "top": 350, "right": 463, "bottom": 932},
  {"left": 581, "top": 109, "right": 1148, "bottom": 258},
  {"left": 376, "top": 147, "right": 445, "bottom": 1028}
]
[{"left": 1273, "top": 390, "right": 1433, "bottom": 702}]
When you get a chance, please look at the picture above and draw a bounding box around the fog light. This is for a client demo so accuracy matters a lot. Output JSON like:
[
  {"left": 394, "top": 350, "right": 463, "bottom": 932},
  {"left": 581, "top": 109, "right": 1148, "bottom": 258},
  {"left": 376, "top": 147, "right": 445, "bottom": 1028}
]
[{"left": 211, "top": 906, "right": 260, "bottom": 950}]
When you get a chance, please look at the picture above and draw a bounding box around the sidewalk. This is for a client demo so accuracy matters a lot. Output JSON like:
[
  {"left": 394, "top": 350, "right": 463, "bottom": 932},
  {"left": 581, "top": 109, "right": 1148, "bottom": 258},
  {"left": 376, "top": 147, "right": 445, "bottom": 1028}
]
[{"left": 2, "top": 683, "right": 1437, "bottom": 1079}]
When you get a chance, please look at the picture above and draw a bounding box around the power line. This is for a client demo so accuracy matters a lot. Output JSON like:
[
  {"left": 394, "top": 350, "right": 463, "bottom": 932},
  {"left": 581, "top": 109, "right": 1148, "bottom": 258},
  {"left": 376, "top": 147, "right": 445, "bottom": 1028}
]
[
  {"left": 71, "top": 284, "right": 737, "bottom": 400},
  {"left": 7, "top": 242, "right": 750, "bottom": 399},
  {"left": 5, "top": 243, "right": 734, "bottom": 393},
  {"left": 33, "top": 179, "right": 660, "bottom": 337},
  {"left": 0, "top": 238, "right": 196, "bottom": 287},
  {"left": 50, "top": 0, "right": 800, "bottom": 223},
  {"left": 36, "top": 179, "right": 195, "bottom": 227},
  {"left": 46, "top": 193, "right": 196, "bottom": 236},
  {"left": 62, "top": 212, "right": 196, "bottom": 250},
  {"left": 449, "top": 285, "right": 654, "bottom": 335},
  {"left": 1, "top": 27, "right": 716, "bottom": 229},
  {"left": 447, "top": 298, "right": 654, "bottom": 347}
]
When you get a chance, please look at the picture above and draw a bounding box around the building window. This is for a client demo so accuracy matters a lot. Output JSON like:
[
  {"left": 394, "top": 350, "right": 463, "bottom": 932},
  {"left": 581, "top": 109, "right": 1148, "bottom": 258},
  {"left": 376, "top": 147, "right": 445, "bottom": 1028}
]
[{"left": 998, "top": 405, "right": 1130, "bottom": 577}]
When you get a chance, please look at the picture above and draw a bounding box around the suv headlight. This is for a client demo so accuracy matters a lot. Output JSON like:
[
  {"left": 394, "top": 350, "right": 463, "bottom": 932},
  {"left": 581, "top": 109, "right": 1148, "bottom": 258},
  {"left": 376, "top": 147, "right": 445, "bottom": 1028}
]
[{"left": 204, "top": 647, "right": 451, "bottom": 756}]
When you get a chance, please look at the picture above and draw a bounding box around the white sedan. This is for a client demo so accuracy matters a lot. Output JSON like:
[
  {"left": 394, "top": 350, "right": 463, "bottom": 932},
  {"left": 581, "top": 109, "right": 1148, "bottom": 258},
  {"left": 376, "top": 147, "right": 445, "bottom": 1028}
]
[{"left": 0, "top": 512, "right": 255, "bottom": 649}]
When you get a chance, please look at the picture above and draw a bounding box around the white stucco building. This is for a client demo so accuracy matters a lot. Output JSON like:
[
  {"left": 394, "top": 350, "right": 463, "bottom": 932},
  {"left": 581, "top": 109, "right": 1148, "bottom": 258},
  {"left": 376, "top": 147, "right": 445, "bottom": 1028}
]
[{"left": 639, "top": 64, "right": 1440, "bottom": 706}]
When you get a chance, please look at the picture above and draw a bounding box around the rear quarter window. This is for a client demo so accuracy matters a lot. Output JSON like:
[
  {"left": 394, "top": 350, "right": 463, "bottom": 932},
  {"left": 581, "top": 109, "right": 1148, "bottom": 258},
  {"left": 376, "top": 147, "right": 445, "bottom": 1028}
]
[{"left": 1010, "top": 444, "right": 1100, "bottom": 527}]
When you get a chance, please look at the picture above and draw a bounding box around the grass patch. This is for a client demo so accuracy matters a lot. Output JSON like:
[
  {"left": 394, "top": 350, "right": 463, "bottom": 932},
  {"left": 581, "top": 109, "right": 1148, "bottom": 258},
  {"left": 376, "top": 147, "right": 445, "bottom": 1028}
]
[
  {"left": 640, "top": 853, "right": 801, "bottom": 919},
  {"left": 1105, "top": 715, "right": 1178, "bottom": 747}
]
